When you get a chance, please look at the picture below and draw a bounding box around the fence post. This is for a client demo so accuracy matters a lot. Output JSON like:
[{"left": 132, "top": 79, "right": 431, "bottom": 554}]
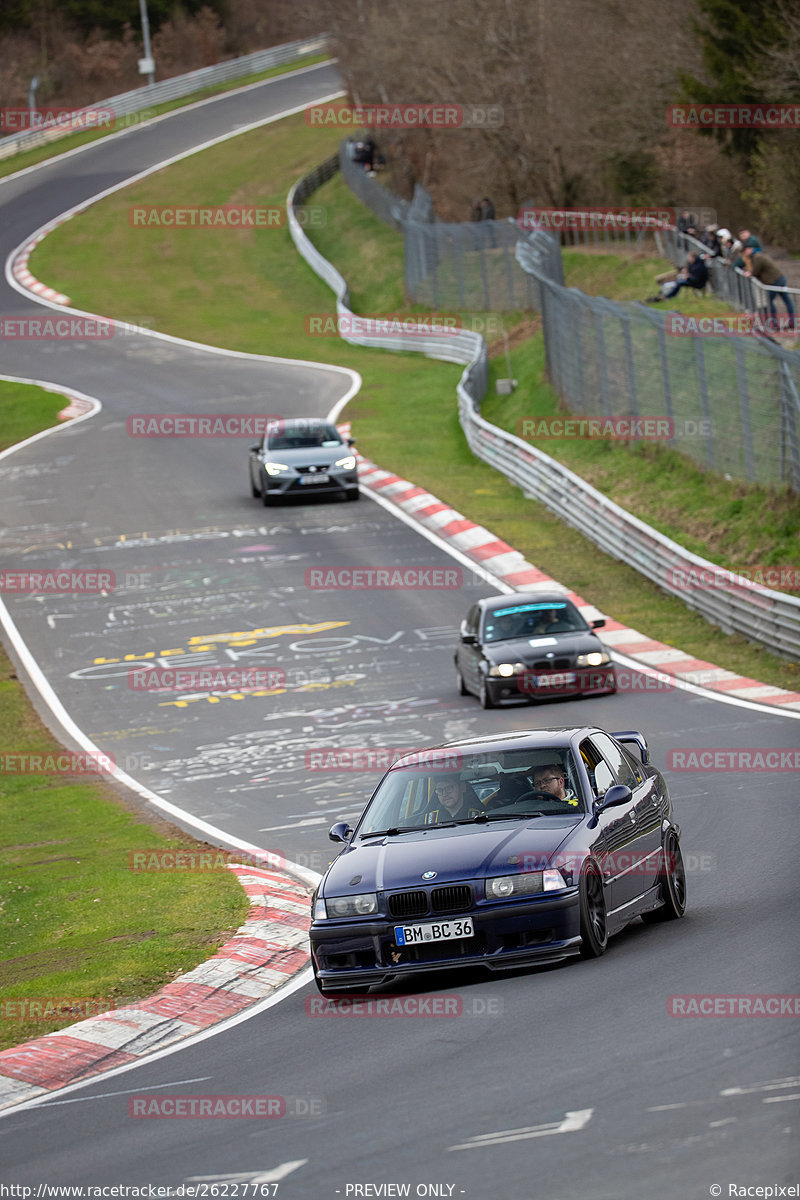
[
  {"left": 779, "top": 362, "right": 800, "bottom": 491},
  {"left": 693, "top": 337, "right": 715, "bottom": 471},
  {"left": 733, "top": 338, "right": 755, "bottom": 483}
]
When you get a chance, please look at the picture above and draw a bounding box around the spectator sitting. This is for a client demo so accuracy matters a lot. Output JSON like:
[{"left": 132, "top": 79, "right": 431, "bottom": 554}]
[
  {"left": 647, "top": 251, "right": 709, "bottom": 302},
  {"left": 742, "top": 247, "right": 796, "bottom": 323}
]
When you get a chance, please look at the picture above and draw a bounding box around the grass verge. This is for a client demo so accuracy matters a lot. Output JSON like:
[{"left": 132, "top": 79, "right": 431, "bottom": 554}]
[
  {"left": 0, "top": 53, "right": 329, "bottom": 181},
  {"left": 0, "top": 644, "right": 248, "bottom": 1052},
  {"left": 0, "top": 381, "right": 68, "bottom": 452},
  {"left": 29, "top": 114, "right": 799, "bottom": 691}
]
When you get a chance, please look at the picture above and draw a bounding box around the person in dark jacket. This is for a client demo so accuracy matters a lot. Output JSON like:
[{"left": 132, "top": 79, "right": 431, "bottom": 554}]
[
  {"left": 648, "top": 252, "right": 709, "bottom": 301},
  {"left": 743, "top": 247, "right": 796, "bottom": 322},
  {"left": 424, "top": 775, "right": 481, "bottom": 824}
]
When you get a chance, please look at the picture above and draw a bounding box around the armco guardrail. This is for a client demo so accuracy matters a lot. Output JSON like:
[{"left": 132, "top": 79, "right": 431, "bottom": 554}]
[
  {"left": 0, "top": 36, "right": 327, "bottom": 162},
  {"left": 288, "top": 160, "right": 800, "bottom": 660}
]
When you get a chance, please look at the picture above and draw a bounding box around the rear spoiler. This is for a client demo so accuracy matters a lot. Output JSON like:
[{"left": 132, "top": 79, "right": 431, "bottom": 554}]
[{"left": 611, "top": 730, "right": 650, "bottom": 765}]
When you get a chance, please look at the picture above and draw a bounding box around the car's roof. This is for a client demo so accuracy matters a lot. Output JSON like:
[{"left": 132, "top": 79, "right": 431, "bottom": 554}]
[
  {"left": 478, "top": 592, "right": 575, "bottom": 613},
  {"left": 391, "top": 728, "right": 603, "bottom": 767}
]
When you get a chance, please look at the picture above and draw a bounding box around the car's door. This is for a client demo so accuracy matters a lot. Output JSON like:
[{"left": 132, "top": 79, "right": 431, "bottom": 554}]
[
  {"left": 457, "top": 604, "right": 482, "bottom": 694},
  {"left": 589, "top": 732, "right": 662, "bottom": 908}
]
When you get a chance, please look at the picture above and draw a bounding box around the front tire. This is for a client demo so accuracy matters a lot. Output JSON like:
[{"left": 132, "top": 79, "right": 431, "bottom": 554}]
[
  {"left": 346, "top": 489, "right": 360, "bottom": 501},
  {"left": 479, "top": 676, "right": 495, "bottom": 709},
  {"left": 261, "top": 485, "right": 274, "bottom": 507},
  {"left": 250, "top": 476, "right": 260, "bottom": 498},
  {"left": 457, "top": 667, "right": 469, "bottom": 696},
  {"left": 642, "top": 832, "right": 687, "bottom": 923},
  {"left": 579, "top": 863, "right": 608, "bottom": 957}
]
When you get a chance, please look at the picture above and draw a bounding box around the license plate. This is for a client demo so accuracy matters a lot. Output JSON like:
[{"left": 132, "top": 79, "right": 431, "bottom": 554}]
[
  {"left": 533, "top": 672, "right": 576, "bottom": 687},
  {"left": 395, "top": 918, "right": 474, "bottom": 946},
  {"left": 300, "top": 473, "right": 330, "bottom": 484}
]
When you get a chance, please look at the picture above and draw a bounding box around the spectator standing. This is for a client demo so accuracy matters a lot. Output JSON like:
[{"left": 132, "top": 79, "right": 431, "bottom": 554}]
[
  {"left": 480, "top": 196, "right": 496, "bottom": 247},
  {"left": 742, "top": 247, "right": 796, "bottom": 325}
]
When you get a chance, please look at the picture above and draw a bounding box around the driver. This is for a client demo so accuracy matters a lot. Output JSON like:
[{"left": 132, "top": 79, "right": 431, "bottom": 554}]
[
  {"left": 531, "top": 763, "right": 580, "bottom": 808},
  {"left": 424, "top": 774, "right": 482, "bottom": 824}
]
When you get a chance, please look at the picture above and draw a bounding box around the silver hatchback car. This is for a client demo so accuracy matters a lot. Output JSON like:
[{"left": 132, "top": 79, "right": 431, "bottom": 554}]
[{"left": 249, "top": 418, "right": 359, "bottom": 505}]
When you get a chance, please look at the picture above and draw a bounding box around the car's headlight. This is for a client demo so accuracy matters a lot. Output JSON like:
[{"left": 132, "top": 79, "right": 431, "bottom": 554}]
[
  {"left": 264, "top": 461, "right": 290, "bottom": 476},
  {"left": 576, "top": 651, "right": 610, "bottom": 667},
  {"left": 486, "top": 872, "right": 543, "bottom": 898},
  {"left": 488, "top": 662, "right": 523, "bottom": 677},
  {"left": 333, "top": 455, "right": 357, "bottom": 471},
  {"left": 319, "top": 892, "right": 378, "bottom": 919}
]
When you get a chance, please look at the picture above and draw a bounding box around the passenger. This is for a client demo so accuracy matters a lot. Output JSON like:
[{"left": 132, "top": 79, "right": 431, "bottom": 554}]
[{"left": 424, "top": 775, "right": 481, "bottom": 824}]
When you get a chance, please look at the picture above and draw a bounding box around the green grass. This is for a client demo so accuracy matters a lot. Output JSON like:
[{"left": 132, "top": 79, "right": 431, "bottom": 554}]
[
  {"left": 0, "top": 382, "right": 68, "bottom": 451},
  {"left": 0, "top": 53, "right": 330, "bottom": 181},
  {"left": 29, "top": 113, "right": 800, "bottom": 691},
  {"left": 0, "top": 647, "right": 249, "bottom": 1052}
]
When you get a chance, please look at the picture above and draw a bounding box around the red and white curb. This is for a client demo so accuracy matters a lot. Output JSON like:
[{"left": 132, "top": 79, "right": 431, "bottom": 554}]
[
  {"left": 341, "top": 429, "right": 800, "bottom": 713},
  {"left": 11, "top": 224, "right": 71, "bottom": 306},
  {"left": 57, "top": 394, "right": 94, "bottom": 420},
  {"left": 0, "top": 865, "right": 311, "bottom": 1112}
]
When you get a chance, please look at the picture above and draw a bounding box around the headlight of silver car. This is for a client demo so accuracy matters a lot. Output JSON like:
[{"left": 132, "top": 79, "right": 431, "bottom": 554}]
[
  {"left": 333, "top": 455, "right": 357, "bottom": 471},
  {"left": 319, "top": 892, "right": 378, "bottom": 918},
  {"left": 264, "top": 461, "right": 290, "bottom": 476},
  {"left": 576, "top": 651, "right": 610, "bottom": 667}
]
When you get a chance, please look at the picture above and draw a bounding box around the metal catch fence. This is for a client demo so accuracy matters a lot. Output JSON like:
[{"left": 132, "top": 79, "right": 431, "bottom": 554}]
[{"left": 289, "top": 156, "right": 800, "bottom": 659}]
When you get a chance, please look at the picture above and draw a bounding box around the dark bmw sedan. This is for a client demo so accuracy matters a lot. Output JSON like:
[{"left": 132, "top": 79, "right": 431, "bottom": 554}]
[
  {"left": 309, "top": 727, "right": 686, "bottom": 995},
  {"left": 455, "top": 592, "right": 616, "bottom": 707},
  {"left": 249, "top": 418, "right": 359, "bottom": 504}
]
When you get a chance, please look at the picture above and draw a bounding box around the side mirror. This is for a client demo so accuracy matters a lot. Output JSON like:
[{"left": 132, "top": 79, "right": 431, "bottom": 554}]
[
  {"left": 460, "top": 620, "right": 476, "bottom": 644},
  {"left": 329, "top": 821, "right": 353, "bottom": 843},
  {"left": 595, "top": 784, "right": 632, "bottom": 814},
  {"left": 347, "top": 437, "right": 356, "bottom": 446},
  {"left": 591, "top": 618, "right": 606, "bottom": 629},
  {"left": 249, "top": 444, "right": 259, "bottom": 453}
]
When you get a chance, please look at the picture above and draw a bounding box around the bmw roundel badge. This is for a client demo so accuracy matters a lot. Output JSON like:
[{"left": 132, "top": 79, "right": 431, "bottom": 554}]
[{"left": 422, "top": 870, "right": 437, "bottom": 880}]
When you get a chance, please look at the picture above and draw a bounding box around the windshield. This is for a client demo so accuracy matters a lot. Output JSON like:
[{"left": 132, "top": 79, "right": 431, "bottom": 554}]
[
  {"left": 266, "top": 423, "right": 342, "bottom": 451},
  {"left": 356, "top": 748, "right": 584, "bottom": 836},
  {"left": 483, "top": 600, "right": 589, "bottom": 643}
]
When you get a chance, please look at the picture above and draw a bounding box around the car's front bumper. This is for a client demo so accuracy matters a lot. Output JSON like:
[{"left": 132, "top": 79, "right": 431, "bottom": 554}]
[
  {"left": 310, "top": 889, "right": 581, "bottom": 992},
  {"left": 487, "top": 665, "right": 617, "bottom": 703},
  {"left": 262, "top": 468, "right": 359, "bottom": 499}
]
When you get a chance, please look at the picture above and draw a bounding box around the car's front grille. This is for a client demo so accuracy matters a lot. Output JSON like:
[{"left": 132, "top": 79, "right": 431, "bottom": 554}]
[
  {"left": 529, "top": 657, "right": 572, "bottom": 671},
  {"left": 296, "top": 465, "right": 329, "bottom": 475},
  {"left": 388, "top": 890, "right": 429, "bottom": 918},
  {"left": 431, "top": 885, "right": 473, "bottom": 912}
]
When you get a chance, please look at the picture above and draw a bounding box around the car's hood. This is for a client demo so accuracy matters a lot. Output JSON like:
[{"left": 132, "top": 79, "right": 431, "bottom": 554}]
[
  {"left": 261, "top": 445, "right": 348, "bottom": 467},
  {"left": 322, "top": 820, "right": 580, "bottom": 895},
  {"left": 483, "top": 630, "right": 604, "bottom": 664}
]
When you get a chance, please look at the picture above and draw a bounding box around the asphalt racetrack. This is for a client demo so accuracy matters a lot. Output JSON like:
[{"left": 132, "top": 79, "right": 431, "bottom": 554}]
[{"left": 0, "top": 61, "right": 797, "bottom": 1199}]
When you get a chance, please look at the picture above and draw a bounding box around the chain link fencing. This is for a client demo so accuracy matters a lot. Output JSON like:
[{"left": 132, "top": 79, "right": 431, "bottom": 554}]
[
  {"left": 288, "top": 158, "right": 800, "bottom": 659},
  {"left": 339, "top": 143, "right": 800, "bottom": 492}
]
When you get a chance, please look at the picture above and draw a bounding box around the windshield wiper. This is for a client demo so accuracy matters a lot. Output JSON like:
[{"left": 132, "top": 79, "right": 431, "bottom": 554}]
[
  {"left": 484, "top": 811, "right": 546, "bottom": 821},
  {"left": 359, "top": 824, "right": 433, "bottom": 838}
]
